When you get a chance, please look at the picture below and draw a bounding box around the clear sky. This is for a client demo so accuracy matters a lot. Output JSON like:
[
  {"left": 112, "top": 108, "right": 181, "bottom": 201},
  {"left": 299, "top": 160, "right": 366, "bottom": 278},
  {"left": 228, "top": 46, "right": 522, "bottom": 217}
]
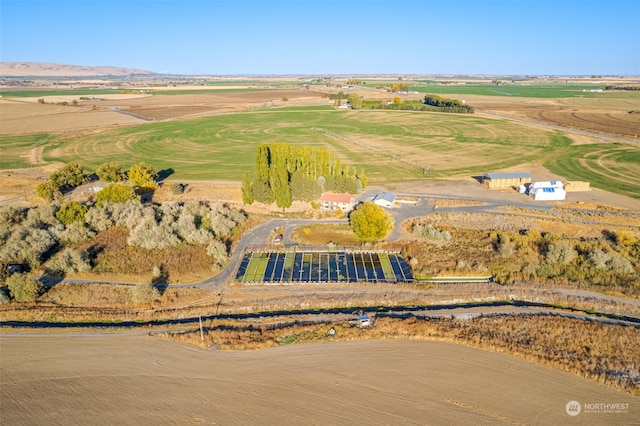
[{"left": 1, "top": 0, "right": 638, "bottom": 76}]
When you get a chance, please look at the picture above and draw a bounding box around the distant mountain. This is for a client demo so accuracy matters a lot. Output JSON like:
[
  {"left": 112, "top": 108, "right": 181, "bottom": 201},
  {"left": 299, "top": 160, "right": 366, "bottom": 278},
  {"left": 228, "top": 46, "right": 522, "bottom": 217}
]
[{"left": 0, "top": 62, "right": 156, "bottom": 77}]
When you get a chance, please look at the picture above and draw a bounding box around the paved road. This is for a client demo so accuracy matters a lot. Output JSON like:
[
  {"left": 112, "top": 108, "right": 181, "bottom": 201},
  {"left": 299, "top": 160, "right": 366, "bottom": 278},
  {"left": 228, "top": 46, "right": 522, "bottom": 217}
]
[{"left": 53, "top": 185, "right": 638, "bottom": 291}]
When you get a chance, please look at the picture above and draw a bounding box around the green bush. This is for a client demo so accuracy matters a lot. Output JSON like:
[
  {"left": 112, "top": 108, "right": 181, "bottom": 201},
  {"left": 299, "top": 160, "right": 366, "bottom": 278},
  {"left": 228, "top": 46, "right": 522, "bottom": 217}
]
[
  {"left": 96, "top": 183, "right": 138, "bottom": 206},
  {"left": 349, "top": 202, "right": 393, "bottom": 241},
  {"left": 96, "top": 161, "right": 125, "bottom": 182},
  {"left": 36, "top": 181, "right": 61, "bottom": 202},
  {"left": 55, "top": 201, "right": 87, "bottom": 225},
  {"left": 7, "top": 273, "right": 43, "bottom": 302}
]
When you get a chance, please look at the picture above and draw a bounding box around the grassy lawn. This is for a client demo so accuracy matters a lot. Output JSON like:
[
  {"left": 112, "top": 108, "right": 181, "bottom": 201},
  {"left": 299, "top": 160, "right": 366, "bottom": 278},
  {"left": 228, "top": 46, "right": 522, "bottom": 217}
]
[{"left": 291, "top": 224, "right": 361, "bottom": 246}]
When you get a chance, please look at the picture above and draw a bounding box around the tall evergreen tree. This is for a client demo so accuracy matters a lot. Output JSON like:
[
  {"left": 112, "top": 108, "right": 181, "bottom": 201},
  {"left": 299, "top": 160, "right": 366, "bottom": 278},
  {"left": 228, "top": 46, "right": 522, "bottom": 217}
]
[
  {"left": 241, "top": 173, "right": 254, "bottom": 205},
  {"left": 271, "top": 164, "right": 291, "bottom": 211}
]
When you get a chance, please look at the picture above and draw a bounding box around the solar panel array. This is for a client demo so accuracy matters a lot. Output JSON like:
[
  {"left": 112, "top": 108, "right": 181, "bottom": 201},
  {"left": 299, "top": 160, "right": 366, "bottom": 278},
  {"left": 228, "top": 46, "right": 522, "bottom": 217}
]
[{"left": 235, "top": 251, "right": 414, "bottom": 284}]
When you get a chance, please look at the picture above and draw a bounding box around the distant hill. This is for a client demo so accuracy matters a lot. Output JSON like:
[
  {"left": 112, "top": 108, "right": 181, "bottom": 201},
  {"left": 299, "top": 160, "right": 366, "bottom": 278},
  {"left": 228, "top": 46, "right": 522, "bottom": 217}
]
[{"left": 0, "top": 62, "right": 156, "bottom": 77}]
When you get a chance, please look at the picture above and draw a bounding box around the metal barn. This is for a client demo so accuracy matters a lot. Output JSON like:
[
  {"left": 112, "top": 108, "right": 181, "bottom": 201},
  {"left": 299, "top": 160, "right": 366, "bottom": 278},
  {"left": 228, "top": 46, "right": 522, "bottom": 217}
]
[{"left": 482, "top": 172, "right": 532, "bottom": 189}]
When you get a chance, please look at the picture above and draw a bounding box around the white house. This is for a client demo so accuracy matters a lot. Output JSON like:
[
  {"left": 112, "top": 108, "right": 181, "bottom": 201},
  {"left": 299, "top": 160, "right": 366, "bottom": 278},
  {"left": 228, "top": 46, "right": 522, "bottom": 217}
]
[
  {"left": 530, "top": 187, "right": 566, "bottom": 201},
  {"left": 372, "top": 192, "right": 396, "bottom": 208},
  {"left": 320, "top": 192, "right": 355, "bottom": 212},
  {"left": 528, "top": 181, "right": 564, "bottom": 192}
]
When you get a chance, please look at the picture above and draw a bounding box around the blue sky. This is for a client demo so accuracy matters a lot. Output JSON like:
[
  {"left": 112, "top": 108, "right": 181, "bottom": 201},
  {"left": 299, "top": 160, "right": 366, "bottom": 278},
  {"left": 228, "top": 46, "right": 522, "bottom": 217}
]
[{"left": 1, "top": 0, "right": 638, "bottom": 75}]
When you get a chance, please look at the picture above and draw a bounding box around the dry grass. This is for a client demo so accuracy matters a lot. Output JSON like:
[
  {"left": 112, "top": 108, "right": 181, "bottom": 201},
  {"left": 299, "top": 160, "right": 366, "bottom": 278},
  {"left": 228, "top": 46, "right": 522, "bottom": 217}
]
[
  {"left": 157, "top": 314, "right": 640, "bottom": 396},
  {"left": 72, "top": 227, "right": 214, "bottom": 284}
]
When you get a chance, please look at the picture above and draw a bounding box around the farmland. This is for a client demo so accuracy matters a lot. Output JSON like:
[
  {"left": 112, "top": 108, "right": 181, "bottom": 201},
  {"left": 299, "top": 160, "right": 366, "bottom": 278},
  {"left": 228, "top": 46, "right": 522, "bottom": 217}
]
[
  {"left": 27, "top": 109, "right": 639, "bottom": 198},
  {"left": 1, "top": 78, "right": 638, "bottom": 198}
]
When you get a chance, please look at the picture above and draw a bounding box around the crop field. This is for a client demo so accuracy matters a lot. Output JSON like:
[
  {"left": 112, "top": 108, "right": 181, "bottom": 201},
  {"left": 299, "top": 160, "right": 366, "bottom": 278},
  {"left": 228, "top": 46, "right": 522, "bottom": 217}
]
[
  {"left": 0, "top": 133, "right": 56, "bottom": 169},
  {"left": 235, "top": 250, "right": 413, "bottom": 284},
  {"left": 1, "top": 82, "right": 638, "bottom": 197},
  {"left": 409, "top": 82, "right": 615, "bottom": 98},
  {"left": 38, "top": 108, "right": 561, "bottom": 182},
  {"left": 36, "top": 108, "right": 640, "bottom": 196}
]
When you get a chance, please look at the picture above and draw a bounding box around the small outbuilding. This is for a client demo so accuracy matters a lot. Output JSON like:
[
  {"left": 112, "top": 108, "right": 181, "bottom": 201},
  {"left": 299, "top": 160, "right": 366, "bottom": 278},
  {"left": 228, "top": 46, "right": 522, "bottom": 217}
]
[
  {"left": 530, "top": 187, "right": 566, "bottom": 201},
  {"left": 528, "top": 180, "right": 564, "bottom": 191},
  {"left": 482, "top": 172, "right": 532, "bottom": 189},
  {"left": 372, "top": 192, "right": 396, "bottom": 208}
]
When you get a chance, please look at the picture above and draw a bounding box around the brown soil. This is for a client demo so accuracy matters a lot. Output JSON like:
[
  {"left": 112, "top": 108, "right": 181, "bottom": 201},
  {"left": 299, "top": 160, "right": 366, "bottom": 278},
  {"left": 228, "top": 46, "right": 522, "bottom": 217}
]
[
  {"left": 0, "top": 89, "right": 327, "bottom": 136},
  {"left": 465, "top": 95, "right": 640, "bottom": 140},
  {"left": 1, "top": 334, "right": 637, "bottom": 425}
]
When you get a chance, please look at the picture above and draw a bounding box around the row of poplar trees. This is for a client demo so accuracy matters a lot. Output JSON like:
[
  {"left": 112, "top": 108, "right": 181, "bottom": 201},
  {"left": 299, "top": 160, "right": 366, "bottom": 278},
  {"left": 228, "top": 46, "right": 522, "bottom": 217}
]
[{"left": 242, "top": 143, "right": 368, "bottom": 210}]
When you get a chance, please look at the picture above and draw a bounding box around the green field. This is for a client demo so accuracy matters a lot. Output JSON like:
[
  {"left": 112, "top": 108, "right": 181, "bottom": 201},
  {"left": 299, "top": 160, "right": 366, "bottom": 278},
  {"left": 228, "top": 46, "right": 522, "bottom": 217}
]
[
  {"left": 362, "top": 82, "right": 636, "bottom": 99},
  {"left": 2, "top": 106, "right": 639, "bottom": 198},
  {"left": 0, "top": 133, "right": 59, "bottom": 169},
  {"left": 36, "top": 109, "right": 556, "bottom": 181}
]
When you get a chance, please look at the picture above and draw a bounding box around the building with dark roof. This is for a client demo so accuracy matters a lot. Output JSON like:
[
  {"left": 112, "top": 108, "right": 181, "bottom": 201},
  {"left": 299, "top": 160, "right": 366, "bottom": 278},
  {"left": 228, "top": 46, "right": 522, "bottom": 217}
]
[{"left": 482, "top": 172, "right": 532, "bottom": 189}]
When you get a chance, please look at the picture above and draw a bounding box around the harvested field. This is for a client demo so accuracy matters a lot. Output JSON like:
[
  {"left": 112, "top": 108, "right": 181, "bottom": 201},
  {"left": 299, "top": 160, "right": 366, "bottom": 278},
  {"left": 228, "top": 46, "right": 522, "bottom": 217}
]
[
  {"left": 0, "top": 89, "right": 327, "bottom": 135},
  {"left": 469, "top": 94, "right": 640, "bottom": 140},
  {"left": 1, "top": 334, "right": 637, "bottom": 425}
]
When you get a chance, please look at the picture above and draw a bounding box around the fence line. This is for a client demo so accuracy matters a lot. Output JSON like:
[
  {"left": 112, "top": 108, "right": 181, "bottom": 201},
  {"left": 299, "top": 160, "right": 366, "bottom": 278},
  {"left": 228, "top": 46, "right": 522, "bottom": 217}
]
[{"left": 311, "top": 127, "right": 431, "bottom": 174}]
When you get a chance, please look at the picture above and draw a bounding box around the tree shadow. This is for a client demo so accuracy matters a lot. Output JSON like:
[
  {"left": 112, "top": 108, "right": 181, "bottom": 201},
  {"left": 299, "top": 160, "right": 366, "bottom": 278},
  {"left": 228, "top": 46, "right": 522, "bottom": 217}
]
[
  {"left": 151, "top": 265, "right": 170, "bottom": 295},
  {"left": 157, "top": 168, "right": 175, "bottom": 182}
]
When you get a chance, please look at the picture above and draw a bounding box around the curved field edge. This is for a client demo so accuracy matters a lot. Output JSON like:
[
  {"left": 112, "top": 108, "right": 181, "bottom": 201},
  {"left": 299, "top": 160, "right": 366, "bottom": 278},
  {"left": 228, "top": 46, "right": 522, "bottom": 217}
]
[
  {"left": 3, "top": 109, "right": 638, "bottom": 197},
  {"left": 543, "top": 134, "right": 640, "bottom": 199}
]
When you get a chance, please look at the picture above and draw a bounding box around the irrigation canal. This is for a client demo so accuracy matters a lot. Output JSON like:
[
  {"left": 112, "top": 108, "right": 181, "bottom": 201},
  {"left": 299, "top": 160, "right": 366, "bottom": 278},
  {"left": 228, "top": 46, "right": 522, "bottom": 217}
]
[{"left": 2, "top": 300, "right": 639, "bottom": 331}]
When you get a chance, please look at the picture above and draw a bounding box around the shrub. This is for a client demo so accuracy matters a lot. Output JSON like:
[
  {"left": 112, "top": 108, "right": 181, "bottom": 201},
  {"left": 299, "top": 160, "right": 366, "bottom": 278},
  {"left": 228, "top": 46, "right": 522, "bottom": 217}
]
[
  {"left": 7, "top": 273, "right": 43, "bottom": 302},
  {"left": 49, "top": 162, "right": 89, "bottom": 189},
  {"left": 96, "top": 183, "right": 138, "bottom": 206},
  {"left": 36, "top": 181, "right": 61, "bottom": 202},
  {"left": 0, "top": 206, "right": 26, "bottom": 226},
  {"left": 170, "top": 182, "right": 186, "bottom": 194},
  {"left": 96, "top": 161, "right": 125, "bottom": 182},
  {"left": 57, "top": 222, "right": 96, "bottom": 244},
  {"left": 546, "top": 240, "right": 578, "bottom": 265},
  {"left": 127, "top": 218, "right": 180, "bottom": 250},
  {"left": 24, "top": 204, "right": 60, "bottom": 229},
  {"left": 128, "top": 162, "right": 158, "bottom": 188},
  {"left": 85, "top": 204, "right": 116, "bottom": 231},
  {"left": 47, "top": 248, "right": 92, "bottom": 275},
  {"left": 413, "top": 223, "right": 451, "bottom": 241},
  {"left": 130, "top": 280, "right": 160, "bottom": 304},
  {"left": 207, "top": 240, "right": 229, "bottom": 269},
  {"left": 607, "top": 253, "right": 635, "bottom": 274},
  {"left": 0, "top": 227, "right": 57, "bottom": 268},
  {"left": 56, "top": 201, "right": 87, "bottom": 225}
]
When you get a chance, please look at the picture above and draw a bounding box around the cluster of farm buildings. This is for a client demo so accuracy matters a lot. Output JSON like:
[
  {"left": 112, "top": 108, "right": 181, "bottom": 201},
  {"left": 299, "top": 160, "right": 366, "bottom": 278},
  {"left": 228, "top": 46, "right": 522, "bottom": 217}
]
[{"left": 481, "top": 172, "right": 590, "bottom": 200}]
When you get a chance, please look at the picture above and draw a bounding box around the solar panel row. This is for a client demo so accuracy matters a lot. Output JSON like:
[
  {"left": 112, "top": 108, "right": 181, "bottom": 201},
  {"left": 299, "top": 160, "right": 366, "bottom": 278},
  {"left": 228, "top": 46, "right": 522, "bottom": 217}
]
[{"left": 235, "top": 251, "right": 414, "bottom": 284}]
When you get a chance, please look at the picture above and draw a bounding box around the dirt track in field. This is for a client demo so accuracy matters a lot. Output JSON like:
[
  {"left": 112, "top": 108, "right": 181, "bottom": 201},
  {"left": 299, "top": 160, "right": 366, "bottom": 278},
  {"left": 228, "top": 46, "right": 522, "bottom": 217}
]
[
  {"left": 2, "top": 334, "right": 637, "bottom": 425},
  {"left": 465, "top": 95, "right": 640, "bottom": 140}
]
